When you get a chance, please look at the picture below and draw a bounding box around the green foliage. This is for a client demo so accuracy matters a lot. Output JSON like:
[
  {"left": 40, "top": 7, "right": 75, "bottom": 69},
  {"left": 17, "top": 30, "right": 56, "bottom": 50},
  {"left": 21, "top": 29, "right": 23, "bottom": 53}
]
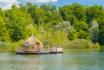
[
  {"left": 78, "top": 30, "right": 89, "bottom": 39},
  {"left": 34, "top": 24, "right": 69, "bottom": 48},
  {"left": 73, "top": 21, "right": 89, "bottom": 31},
  {"left": 68, "top": 29, "right": 77, "bottom": 40},
  {"left": 89, "top": 21, "right": 99, "bottom": 43},
  {"left": 0, "top": 16, "right": 10, "bottom": 41},
  {"left": 86, "top": 5, "right": 104, "bottom": 23},
  {"left": 66, "top": 39, "right": 100, "bottom": 49},
  {"left": 0, "top": 40, "right": 24, "bottom": 52},
  {"left": 70, "top": 3, "right": 86, "bottom": 21},
  {"left": 0, "top": 3, "right": 104, "bottom": 52},
  {"left": 73, "top": 21, "right": 89, "bottom": 39},
  {"left": 34, "top": 8, "right": 46, "bottom": 24},
  {"left": 98, "top": 18, "right": 104, "bottom": 45},
  {"left": 59, "top": 3, "right": 86, "bottom": 23},
  {"left": 5, "top": 6, "right": 34, "bottom": 41}
]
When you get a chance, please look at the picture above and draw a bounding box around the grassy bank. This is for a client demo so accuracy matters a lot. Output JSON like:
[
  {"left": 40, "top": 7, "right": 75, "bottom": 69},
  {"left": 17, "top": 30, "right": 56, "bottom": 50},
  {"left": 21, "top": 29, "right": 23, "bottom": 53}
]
[
  {"left": 0, "top": 39, "right": 100, "bottom": 53},
  {"left": 65, "top": 39, "right": 100, "bottom": 49},
  {"left": 0, "top": 40, "right": 24, "bottom": 52}
]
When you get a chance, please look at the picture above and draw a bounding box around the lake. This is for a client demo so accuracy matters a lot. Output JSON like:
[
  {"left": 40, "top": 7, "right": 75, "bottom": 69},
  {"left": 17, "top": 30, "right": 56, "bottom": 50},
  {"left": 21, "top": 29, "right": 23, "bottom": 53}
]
[{"left": 0, "top": 49, "right": 104, "bottom": 70}]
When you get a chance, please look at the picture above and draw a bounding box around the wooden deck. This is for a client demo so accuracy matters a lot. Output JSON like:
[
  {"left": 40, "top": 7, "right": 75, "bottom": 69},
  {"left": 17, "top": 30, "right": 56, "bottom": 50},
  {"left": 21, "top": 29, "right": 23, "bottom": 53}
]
[
  {"left": 16, "top": 47, "right": 63, "bottom": 55},
  {"left": 16, "top": 51, "right": 63, "bottom": 55}
]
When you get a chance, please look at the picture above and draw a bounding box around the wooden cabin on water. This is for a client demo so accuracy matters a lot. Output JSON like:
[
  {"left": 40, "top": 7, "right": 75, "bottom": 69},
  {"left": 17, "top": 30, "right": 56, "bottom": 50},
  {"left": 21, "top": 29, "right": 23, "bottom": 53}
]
[
  {"left": 17, "top": 35, "right": 43, "bottom": 53},
  {"left": 16, "top": 35, "right": 63, "bottom": 54}
]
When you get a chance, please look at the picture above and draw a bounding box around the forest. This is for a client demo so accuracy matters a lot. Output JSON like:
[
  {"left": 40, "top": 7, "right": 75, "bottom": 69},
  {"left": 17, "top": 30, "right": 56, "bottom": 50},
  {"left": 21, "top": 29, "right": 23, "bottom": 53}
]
[{"left": 0, "top": 3, "right": 104, "bottom": 52}]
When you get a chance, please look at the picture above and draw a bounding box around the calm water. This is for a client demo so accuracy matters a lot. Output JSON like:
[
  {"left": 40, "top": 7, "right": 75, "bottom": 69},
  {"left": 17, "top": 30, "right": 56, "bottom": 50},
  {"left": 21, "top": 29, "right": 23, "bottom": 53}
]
[{"left": 0, "top": 49, "right": 104, "bottom": 70}]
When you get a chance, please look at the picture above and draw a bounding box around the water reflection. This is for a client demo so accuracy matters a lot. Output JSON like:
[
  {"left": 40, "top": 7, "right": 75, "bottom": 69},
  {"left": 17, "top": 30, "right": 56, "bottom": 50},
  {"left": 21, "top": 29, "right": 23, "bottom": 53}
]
[{"left": 0, "top": 49, "right": 104, "bottom": 70}]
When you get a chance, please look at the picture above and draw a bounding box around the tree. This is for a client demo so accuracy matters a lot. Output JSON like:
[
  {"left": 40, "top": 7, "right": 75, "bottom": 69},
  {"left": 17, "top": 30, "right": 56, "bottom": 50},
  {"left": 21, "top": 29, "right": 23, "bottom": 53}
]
[
  {"left": 98, "top": 17, "right": 104, "bottom": 45},
  {"left": 41, "top": 4, "right": 56, "bottom": 12},
  {"left": 0, "top": 8, "right": 4, "bottom": 17},
  {"left": 59, "top": 6, "right": 78, "bottom": 25},
  {"left": 73, "top": 21, "right": 89, "bottom": 31},
  {"left": 60, "top": 3, "right": 86, "bottom": 22},
  {"left": 34, "top": 8, "right": 46, "bottom": 25},
  {"left": 89, "top": 21, "right": 99, "bottom": 43},
  {"left": 86, "top": 5, "right": 104, "bottom": 23},
  {"left": 59, "top": 5, "right": 73, "bottom": 21},
  {"left": 6, "top": 5, "right": 34, "bottom": 41},
  {"left": 71, "top": 3, "right": 86, "bottom": 21},
  {"left": 73, "top": 21, "right": 89, "bottom": 39},
  {"left": 68, "top": 29, "right": 77, "bottom": 40},
  {"left": 78, "top": 30, "right": 89, "bottom": 39},
  {"left": 0, "top": 16, "right": 10, "bottom": 41}
]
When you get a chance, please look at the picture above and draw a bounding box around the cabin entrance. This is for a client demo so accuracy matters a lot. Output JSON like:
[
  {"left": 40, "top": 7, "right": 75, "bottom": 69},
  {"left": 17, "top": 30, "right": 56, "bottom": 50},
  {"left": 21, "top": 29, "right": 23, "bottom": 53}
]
[{"left": 34, "top": 42, "right": 42, "bottom": 52}]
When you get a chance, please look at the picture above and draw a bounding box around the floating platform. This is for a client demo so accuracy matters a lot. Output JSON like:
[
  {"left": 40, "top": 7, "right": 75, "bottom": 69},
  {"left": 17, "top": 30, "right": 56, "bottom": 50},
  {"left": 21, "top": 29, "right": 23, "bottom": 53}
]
[{"left": 16, "top": 51, "right": 63, "bottom": 55}]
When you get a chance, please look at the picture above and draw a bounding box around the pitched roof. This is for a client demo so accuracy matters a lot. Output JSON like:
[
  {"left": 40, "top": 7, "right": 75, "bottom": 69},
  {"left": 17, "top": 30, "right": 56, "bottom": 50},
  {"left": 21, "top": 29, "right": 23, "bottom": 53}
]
[
  {"left": 25, "top": 35, "right": 35, "bottom": 45},
  {"left": 24, "top": 35, "right": 40, "bottom": 46}
]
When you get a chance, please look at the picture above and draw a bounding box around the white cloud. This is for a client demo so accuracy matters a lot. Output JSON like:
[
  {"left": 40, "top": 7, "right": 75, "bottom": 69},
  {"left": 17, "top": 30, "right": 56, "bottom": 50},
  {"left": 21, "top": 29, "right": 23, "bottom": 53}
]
[
  {"left": 0, "top": 0, "right": 18, "bottom": 9},
  {"left": 29, "top": 0, "right": 58, "bottom": 3},
  {"left": 0, "top": 0, "right": 18, "bottom": 4},
  {"left": 0, "top": 0, "right": 58, "bottom": 9}
]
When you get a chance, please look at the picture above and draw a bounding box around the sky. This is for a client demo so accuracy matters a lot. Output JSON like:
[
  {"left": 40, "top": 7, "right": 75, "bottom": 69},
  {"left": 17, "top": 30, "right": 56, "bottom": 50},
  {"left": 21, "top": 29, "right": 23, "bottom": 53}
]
[{"left": 0, "top": 0, "right": 104, "bottom": 9}]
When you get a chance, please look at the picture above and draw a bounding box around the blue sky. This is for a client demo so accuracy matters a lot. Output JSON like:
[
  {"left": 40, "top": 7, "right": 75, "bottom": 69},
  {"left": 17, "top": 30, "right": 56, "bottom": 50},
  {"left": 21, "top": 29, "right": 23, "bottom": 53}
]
[
  {"left": 54, "top": 0, "right": 104, "bottom": 7},
  {"left": 0, "top": 0, "right": 104, "bottom": 9}
]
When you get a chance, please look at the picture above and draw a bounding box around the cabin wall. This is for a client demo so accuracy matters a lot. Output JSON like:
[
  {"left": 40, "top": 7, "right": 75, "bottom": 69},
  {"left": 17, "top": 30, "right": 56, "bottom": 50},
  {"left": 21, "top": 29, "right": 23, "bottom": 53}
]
[{"left": 22, "top": 43, "right": 43, "bottom": 52}]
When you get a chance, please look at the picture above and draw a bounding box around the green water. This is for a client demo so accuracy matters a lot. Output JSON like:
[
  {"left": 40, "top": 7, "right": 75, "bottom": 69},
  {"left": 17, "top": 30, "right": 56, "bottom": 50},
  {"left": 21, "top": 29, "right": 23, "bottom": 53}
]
[{"left": 0, "top": 49, "right": 104, "bottom": 70}]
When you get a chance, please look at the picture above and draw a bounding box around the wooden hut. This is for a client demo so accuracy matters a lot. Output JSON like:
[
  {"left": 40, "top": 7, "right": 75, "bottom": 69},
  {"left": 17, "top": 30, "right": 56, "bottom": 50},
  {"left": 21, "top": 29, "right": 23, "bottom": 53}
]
[
  {"left": 20, "top": 35, "right": 43, "bottom": 53},
  {"left": 16, "top": 35, "right": 63, "bottom": 54}
]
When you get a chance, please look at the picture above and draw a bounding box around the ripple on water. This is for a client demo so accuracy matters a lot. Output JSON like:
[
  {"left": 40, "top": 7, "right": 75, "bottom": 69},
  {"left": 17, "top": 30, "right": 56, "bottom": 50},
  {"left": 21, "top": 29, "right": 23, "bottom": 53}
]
[{"left": 0, "top": 49, "right": 104, "bottom": 70}]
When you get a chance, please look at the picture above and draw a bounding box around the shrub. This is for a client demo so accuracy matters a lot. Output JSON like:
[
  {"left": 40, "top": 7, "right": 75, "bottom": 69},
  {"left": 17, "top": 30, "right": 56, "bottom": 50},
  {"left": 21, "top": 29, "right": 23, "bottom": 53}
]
[{"left": 65, "top": 39, "right": 100, "bottom": 49}]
